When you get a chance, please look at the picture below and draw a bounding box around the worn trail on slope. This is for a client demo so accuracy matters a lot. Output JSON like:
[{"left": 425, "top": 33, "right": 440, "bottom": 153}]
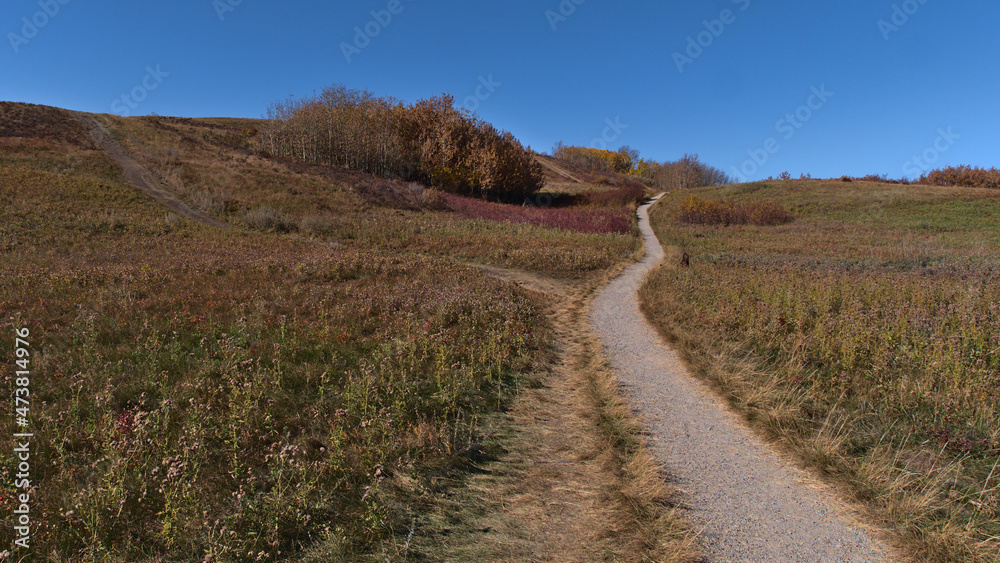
[
  {"left": 76, "top": 113, "right": 230, "bottom": 230},
  {"left": 590, "top": 195, "right": 893, "bottom": 562}
]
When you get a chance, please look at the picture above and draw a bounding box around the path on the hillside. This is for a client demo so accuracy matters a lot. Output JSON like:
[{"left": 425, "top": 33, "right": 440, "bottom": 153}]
[
  {"left": 591, "top": 195, "right": 894, "bottom": 562},
  {"left": 535, "top": 155, "right": 585, "bottom": 183},
  {"left": 75, "top": 113, "right": 230, "bottom": 229}
]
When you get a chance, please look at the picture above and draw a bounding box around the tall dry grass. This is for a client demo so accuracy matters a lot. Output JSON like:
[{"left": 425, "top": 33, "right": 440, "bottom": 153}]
[
  {"left": 641, "top": 182, "right": 1000, "bottom": 561},
  {"left": 676, "top": 194, "right": 791, "bottom": 226},
  {"left": 0, "top": 115, "right": 552, "bottom": 560}
]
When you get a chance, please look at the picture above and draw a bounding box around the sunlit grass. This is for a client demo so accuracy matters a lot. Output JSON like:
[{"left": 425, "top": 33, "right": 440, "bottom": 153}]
[
  {"left": 0, "top": 122, "right": 555, "bottom": 560},
  {"left": 641, "top": 180, "right": 1000, "bottom": 561},
  {"left": 90, "top": 114, "right": 641, "bottom": 279}
]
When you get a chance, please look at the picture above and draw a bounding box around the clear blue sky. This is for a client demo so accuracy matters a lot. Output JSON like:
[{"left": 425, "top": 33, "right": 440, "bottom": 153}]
[{"left": 3, "top": 0, "right": 998, "bottom": 180}]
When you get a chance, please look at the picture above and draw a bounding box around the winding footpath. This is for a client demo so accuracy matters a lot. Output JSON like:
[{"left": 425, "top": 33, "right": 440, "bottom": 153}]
[{"left": 591, "top": 195, "right": 894, "bottom": 562}]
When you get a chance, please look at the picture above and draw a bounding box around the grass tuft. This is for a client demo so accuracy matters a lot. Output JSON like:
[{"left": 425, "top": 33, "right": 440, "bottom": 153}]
[{"left": 243, "top": 205, "right": 296, "bottom": 232}]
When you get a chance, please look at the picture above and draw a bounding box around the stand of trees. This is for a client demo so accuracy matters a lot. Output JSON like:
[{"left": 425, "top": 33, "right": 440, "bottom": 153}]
[
  {"left": 257, "top": 84, "right": 544, "bottom": 201},
  {"left": 654, "top": 153, "right": 733, "bottom": 190},
  {"left": 552, "top": 143, "right": 733, "bottom": 190},
  {"left": 552, "top": 143, "right": 638, "bottom": 174}
]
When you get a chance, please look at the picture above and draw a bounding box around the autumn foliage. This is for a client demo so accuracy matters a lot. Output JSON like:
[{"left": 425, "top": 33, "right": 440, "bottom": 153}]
[
  {"left": 257, "top": 84, "right": 544, "bottom": 201},
  {"left": 676, "top": 195, "right": 791, "bottom": 226},
  {"left": 552, "top": 143, "right": 636, "bottom": 174},
  {"left": 551, "top": 143, "right": 733, "bottom": 190},
  {"left": 918, "top": 165, "right": 1000, "bottom": 190}
]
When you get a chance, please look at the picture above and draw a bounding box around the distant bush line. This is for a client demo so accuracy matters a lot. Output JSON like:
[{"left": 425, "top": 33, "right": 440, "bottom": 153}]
[
  {"left": 781, "top": 166, "right": 1000, "bottom": 191},
  {"left": 918, "top": 165, "right": 1000, "bottom": 190},
  {"left": 551, "top": 143, "right": 734, "bottom": 191},
  {"left": 256, "top": 84, "right": 544, "bottom": 201}
]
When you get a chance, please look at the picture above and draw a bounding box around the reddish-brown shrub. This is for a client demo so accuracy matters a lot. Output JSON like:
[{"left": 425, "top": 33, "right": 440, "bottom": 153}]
[{"left": 443, "top": 193, "right": 632, "bottom": 234}]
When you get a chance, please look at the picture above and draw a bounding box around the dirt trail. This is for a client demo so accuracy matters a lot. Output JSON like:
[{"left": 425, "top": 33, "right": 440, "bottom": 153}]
[
  {"left": 75, "top": 113, "right": 230, "bottom": 229},
  {"left": 591, "top": 195, "right": 895, "bottom": 562},
  {"left": 441, "top": 262, "right": 697, "bottom": 562},
  {"left": 535, "top": 156, "right": 585, "bottom": 184}
]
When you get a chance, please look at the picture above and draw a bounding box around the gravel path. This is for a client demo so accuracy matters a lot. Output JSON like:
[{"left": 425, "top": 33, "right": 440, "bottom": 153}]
[{"left": 591, "top": 195, "right": 894, "bottom": 562}]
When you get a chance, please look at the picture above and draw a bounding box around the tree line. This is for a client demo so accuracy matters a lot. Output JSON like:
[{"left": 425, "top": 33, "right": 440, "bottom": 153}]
[
  {"left": 551, "top": 143, "right": 734, "bottom": 190},
  {"left": 918, "top": 165, "right": 1000, "bottom": 190},
  {"left": 256, "top": 84, "right": 544, "bottom": 200}
]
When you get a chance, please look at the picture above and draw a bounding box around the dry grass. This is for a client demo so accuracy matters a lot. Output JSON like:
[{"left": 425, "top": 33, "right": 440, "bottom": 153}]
[
  {"left": 676, "top": 193, "right": 791, "bottom": 226},
  {"left": 0, "top": 103, "right": 681, "bottom": 561},
  {"left": 91, "top": 113, "right": 640, "bottom": 279},
  {"left": 0, "top": 173, "right": 543, "bottom": 560},
  {"left": 641, "top": 180, "right": 1000, "bottom": 561},
  {"left": 580, "top": 334, "right": 701, "bottom": 562},
  {"left": 243, "top": 204, "right": 296, "bottom": 232},
  {"left": 425, "top": 265, "right": 701, "bottom": 562}
]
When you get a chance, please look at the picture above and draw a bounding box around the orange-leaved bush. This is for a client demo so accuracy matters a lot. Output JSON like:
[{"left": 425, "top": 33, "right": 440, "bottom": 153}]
[
  {"left": 260, "top": 84, "right": 544, "bottom": 201},
  {"left": 918, "top": 165, "right": 1000, "bottom": 190}
]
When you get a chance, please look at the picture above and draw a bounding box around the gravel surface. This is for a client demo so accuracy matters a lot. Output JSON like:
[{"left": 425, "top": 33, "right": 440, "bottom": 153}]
[{"left": 590, "top": 195, "right": 894, "bottom": 562}]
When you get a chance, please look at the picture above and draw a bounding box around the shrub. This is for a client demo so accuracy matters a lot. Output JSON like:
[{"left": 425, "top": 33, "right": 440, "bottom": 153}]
[
  {"left": 553, "top": 145, "right": 633, "bottom": 174},
  {"left": 919, "top": 165, "right": 1000, "bottom": 190},
  {"left": 655, "top": 154, "right": 734, "bottom": 190},
  {"left": 677, "top": 195, "right": 790, "bottom": 226},
  {"left": 243, "top": 205, "right": 296, "bottom": 232},
  {"left": 861, "top": 173, "right": 893, "bottom": 183},
  {"left": 300, "top": 214, "right": 336, "bottom": 235},
  {"left": 443, "top": 192, "right": 633, "bottom": 234},
  {"left": 260, "top": 86, "right": 545, "bottom": 201},
  {"left": 188, "top": 188, "right": 228, "bottom": 215},
  {"left": 420, "top": 187, "right": 446, "bottom": 209}
]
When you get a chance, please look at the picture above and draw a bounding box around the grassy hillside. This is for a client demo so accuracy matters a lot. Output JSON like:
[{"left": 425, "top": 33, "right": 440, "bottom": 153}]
[
  {"left": 0, "top": 103, "right": 660, "bottom": 561},
  {"left": 96, "top": 113, "right": 641, "bottom": 278},
  {"left": 641, "top": 180, "right": 1000, "bottom": 561}
]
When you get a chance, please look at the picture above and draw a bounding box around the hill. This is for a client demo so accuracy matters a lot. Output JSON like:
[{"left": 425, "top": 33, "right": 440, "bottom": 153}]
[
  {"left": 642, "top": 179, "right": 1000, "bottom": 560},
  {"left": 0, "top": 102, "right": 690, "bottom": 561}
]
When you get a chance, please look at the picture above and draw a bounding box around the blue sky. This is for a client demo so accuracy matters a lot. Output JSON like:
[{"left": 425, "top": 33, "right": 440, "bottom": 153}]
[{"left": 2, "top": 0, "right": 998, "bottom": 180}]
